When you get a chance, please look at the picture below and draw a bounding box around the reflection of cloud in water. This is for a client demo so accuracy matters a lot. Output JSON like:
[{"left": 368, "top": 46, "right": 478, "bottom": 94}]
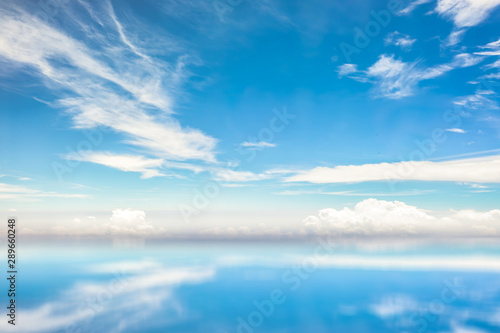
[
  {"left": 8, "top": 243, "right": 500, "bottom": 333},
  {"left": 5, "top": 262, "right": 215, "bottom": 333}
]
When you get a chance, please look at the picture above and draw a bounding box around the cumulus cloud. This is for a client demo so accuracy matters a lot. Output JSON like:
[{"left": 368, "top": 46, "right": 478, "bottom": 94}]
[
  {"left": 338, "top": 53, "right": 482, "bottom": 99},
  {"left": 105, "top": 208, "right": 155, "bottom": 235},
  {"left": 304, "top": 198, "right": 500, "bottom": 236},
  {"left": 384, "top": 32, "right": 416, "bottom": 51},
  {"left": 285, "top": 154, "right": 500, "bottom": 184}
]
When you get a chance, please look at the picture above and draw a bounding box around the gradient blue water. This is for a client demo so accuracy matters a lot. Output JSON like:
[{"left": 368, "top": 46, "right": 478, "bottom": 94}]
[{"left": 4, "top": 241, "right": 500, "bottom": 333}]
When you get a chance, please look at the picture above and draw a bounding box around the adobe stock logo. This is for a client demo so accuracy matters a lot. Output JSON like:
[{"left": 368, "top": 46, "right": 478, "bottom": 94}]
[
  {"left": 336, "top": 0, "right": 402, "bottom": 62},
  {"left": 213, "top": 0, "right": 245, "bottom": 21}
]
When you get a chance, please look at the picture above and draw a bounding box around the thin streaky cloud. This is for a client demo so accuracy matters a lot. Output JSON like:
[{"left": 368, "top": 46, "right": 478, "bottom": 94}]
[
  {"left": 446, "top": 128, "right": 466, "bottom": 133},
  {"left": 429, "top": 149, "right": 500, "bottom": 161},
  {"left": 274, "top": 190, "right": 436, "bottom": 196},
  {"left": 285, "top": 155, "right": 500, "bottom": 184},
  {"left": 66, "top": 152, "right": 167, "bottom": 179},
  {"left": 0, "top": 183, "right": 89, "bottom": 201},
  {"left": 240, "top": 141, "right": 277, "bottom": 149},
  {"left": 397, "top": 0, "right": 433, "bottom": 16}
]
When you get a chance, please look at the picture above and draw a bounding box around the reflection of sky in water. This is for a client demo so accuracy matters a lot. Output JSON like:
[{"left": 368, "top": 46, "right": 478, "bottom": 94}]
[{"left": 4, "top": 241, "right": 500, "bottom": 333}]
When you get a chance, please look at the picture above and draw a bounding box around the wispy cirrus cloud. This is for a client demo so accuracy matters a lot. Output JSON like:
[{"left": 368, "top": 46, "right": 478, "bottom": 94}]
[
  {"left": 338, "top": 53, "right": 483, "bottom": 98},
  {"left": 397, "top": 0, "right": 433, "bottom": 15},
  {"left": 239, "top": 141, "right": 277, "bottom": 149},
  {"left": 435, "top": 0, "right": 500, "bottom": 45},
  {"left": 211, "top": 168, "right": 273, "bottom": 182},
  {"left": 475, "top": 38, "right": 500, "bottom": 56},
  {"left": 0, "top": 183, "right": 88, "bottom": 201},
  {"left": 454, "top": 89, "right": 499, "bottom": 110},
  {"left": 474, "top": 38, "right": 500, "bottom": 81},
  {"left": 435, "top": 0, "right": 500, "bottom": 29},
  {"left": 66, "top": 152, "right": 167, "bottom": 179},
  {"left": 398, "top": 0, "right": 500, "bottom": 45},
  {"left": 0, "top": 1, "right": 218, "bottom": 173}
]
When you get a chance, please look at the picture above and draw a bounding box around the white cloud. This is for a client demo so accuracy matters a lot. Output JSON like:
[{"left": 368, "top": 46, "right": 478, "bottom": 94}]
[
  {"left": 211, "top": 168, "right": 272, "bottom": 182},
  {"left": 105, "top": 208, "right": 155, "bottom": 235},
  {"left": 286, "top": 155, "right": 500, "bottom": 184},
  {"left": 340, "top": 53, "right": 482, "bottom": 99},
  {"left": 0, "top": 183, "right": 88, "bottom": 201},
  {"left": 446, "top": 128, "right": 466, "bottom": 133},
  {"left": 474, "top": 38, "right": 500, "bottom": 80},
  {"left": 475, "top": 38, "right": 500, "bottom": 56},
  {"left": 384, "top": 32, "right": 416, "bottom": 51},
  {"left": 8, "top": 208, "right": 17, "bottom": 212},
  {"left": 304, "top": 198, "right": 500, "bottom": 236},
  {"left": 454, "top": 91, "right": 499, "bottom": 110},
  {"left": 337, "top": 63, "right": 368, "bottom": 82},
  {"left": 18, "top": 177, "right": 31, "bottom": 181},
  {"left": 0, "top": 3, "right": 218, "bottom": 167},
  {"left": 337, "top": 63, "right": 358, "bottom": 76},
  {"left": 240, "top": 141, "right": 277, "bottom": 149},
  {"left": 398, "top": 0, "right": 433, "bottom": 15},
  {"left": 435, "top": 0, "right": 500, "bottom": 29},
  {"left": 448, "top": 28, "right": 467, "bottom": 45},
  {"left": 67, "top": 152, "right": 166, "bottom": 179},
  {"left": 435, "top": 0, "right": 500, "bottom": 44}
]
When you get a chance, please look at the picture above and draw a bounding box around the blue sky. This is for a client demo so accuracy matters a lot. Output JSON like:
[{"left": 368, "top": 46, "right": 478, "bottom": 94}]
[{"left": 1, "top": 0, "right": 500, "bottom": 237}]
